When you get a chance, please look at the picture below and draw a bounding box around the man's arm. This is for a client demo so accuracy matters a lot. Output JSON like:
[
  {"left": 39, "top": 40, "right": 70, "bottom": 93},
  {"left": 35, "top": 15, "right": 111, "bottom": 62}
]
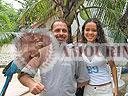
[
  {"left": 17, "top": 50, "right": 46, "bottom": 95},
  {"left": 76, "top": 61, "right": 89, "bottom": 88},
  {"left": 18, "top": 73, "right": 45, "bottom": 95}
]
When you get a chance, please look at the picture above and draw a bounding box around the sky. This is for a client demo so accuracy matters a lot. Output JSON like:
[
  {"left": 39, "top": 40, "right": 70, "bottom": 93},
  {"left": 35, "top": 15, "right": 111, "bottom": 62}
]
[{"left": 3, "top": 0, "right": 23, "bottom": 9}]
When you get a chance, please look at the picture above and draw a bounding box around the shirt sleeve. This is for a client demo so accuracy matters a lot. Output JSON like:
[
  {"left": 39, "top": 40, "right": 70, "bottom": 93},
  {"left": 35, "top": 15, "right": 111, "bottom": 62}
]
[
  {"left": 21, "top": 57, "right": 39, "bottom": 78},
  {"left": 21, "top": 46, "right": 49, "bottom": 77}
]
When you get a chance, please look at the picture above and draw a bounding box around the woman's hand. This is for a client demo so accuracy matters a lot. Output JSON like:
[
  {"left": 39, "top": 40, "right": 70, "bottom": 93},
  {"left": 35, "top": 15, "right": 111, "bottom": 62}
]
[{"left": 113, "top": 87, "right": 119, "bottom": 96}]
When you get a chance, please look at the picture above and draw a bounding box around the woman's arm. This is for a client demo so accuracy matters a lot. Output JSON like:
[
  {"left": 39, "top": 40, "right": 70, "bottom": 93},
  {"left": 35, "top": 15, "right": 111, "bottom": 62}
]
[{"left": 108, "top": 59, "right": 118, "bottom": 96}]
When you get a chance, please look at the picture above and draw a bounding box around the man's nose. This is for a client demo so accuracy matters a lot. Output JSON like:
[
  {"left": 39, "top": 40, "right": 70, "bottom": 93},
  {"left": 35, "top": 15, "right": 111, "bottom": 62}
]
[{"left": 59, "top": 30, "right": 63, "bottom": 34}]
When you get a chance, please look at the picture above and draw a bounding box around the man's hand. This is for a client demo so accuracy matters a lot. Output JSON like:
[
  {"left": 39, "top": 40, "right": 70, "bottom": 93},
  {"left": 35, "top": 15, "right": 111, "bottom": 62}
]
[
  {"left": 18, "top": 73, "right": 46, "bottom": 95},
  {"left": 29, "top": 82, "right": 46, "bottom": 95}
]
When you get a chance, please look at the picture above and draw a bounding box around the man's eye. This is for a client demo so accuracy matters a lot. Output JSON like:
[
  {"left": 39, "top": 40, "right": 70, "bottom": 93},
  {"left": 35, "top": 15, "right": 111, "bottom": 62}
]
[
  {"left": 62, "top": 29, "right": 67, "bottom": 33},
  {"left": 55, "top": 29, "right": 60, "bottom": 32}
]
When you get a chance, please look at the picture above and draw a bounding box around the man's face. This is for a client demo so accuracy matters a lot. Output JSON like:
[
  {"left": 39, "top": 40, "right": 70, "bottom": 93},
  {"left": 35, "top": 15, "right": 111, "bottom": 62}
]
[{"left": 52, "top": 21, "right": 69, "bottom": 43}]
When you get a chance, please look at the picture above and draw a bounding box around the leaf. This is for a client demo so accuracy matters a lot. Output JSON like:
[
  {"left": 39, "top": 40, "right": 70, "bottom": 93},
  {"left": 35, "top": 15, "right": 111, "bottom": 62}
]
[
  {"left": 0, "top": 32, "right": 15, "bottom": 46},
  {"left": 84, "top": 0, "right": 127, "bottom": 42},
  {"left": 18, "top": 0, "right": 56, "bottom": 26},
  {"left": 63, "top": 0, "right": 68, "bottom": 6},
  {"left": 80, "top": 9, "right": 91, "bottom": 20},
  {"left": 0, "top": 13, "right": 12, "bottom": 31}
]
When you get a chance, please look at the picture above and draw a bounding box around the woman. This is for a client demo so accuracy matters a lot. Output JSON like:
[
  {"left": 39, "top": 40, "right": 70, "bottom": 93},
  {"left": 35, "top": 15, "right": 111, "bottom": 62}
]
[{"left": 81, "top": 18, "right": 118, "bottom": 96}]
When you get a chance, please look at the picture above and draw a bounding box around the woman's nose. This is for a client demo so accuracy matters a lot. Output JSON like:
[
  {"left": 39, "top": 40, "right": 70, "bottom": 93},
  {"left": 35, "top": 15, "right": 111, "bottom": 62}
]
[{"left": 88, "top": 31, "right": 93, "bottom": 34}]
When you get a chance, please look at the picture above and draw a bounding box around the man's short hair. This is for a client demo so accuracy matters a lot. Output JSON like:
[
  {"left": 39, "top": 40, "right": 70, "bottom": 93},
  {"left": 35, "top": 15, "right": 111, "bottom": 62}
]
[{"left": 51, "top": 19, "right": 68, "bottom": 30}]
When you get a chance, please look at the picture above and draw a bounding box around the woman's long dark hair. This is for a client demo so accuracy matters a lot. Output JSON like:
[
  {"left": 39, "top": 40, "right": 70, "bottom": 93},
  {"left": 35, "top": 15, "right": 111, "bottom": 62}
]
[{"left": 82, "top": 18, "right": 107, "bottom": 43}]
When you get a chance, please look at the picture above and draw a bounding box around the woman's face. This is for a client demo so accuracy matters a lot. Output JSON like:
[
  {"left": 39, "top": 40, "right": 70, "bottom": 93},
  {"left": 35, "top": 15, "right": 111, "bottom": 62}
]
[{"left": 84, "top": 22, "right": 98, "bottom": 43}]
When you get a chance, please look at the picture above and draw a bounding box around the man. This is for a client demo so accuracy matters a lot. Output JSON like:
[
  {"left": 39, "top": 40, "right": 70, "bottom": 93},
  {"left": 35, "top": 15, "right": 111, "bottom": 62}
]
[{"left": 18, "top": 19, "right": 89, "bottom": 96}]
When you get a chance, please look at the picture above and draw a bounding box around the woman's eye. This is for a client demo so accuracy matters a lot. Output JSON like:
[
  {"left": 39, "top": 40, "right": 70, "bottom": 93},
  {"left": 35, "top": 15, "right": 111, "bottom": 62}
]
[
  {"left": 92, "top": 29, "right": 97, "bottom": 32},
  {"left": 85, "top": 29, "right": 90, "bottom": 31}
]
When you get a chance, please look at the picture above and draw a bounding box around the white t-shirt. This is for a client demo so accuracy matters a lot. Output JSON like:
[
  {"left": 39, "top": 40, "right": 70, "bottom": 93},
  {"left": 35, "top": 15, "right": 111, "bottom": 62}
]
[{"left": 82, "top": 48, "right": 111, "bottom": 85}]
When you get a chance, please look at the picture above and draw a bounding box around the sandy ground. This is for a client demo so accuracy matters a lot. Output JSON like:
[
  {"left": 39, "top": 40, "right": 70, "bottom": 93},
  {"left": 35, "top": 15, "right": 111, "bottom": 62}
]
[{"left": 0, "top": 68, "right": 39, "bottom": 96}]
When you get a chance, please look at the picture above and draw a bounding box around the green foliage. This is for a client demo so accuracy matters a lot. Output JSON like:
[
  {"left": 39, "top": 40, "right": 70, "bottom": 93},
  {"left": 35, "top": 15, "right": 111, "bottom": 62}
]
[
  {"left": 83, "top": 0, "right": 125, "bottom": 29},
  {"left": 0, "top": 0, "right": 19, "bottom": 46},
  {"left": 3, "top": 0, "right": 126, "bottom": 45},
  {"left": 18, "top": 0, "right": 55, "bottom": 27},
  {"left": 0, "top": 13, "right": 12, "bottom": 32},
  {"left": 0, "top": 32, "right": 15, "bottom": 46},
  {"left": 80, "top": 0, "right": 127, "bottom": 42},
  {"left": 0, "top": 1, "right": 18, "bottom": 32}
]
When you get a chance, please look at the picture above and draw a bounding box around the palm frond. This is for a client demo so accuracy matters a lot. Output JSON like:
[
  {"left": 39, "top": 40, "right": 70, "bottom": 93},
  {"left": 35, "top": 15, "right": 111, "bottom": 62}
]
[
  {"left": 108, "top": 30, "right": 127, "bottom": 43},
  {"left": 0, "top": 32, "right": 15, "bottom": 46},
  {"left": 78, "top": 0, "right": 127, "bottom": 42},
  {"left": 85, "top": 0, "right": 124, "bottom": 27},
  {"left": 18, "top": 0, "right": 57, "bottom": 27},
  {"left": 0, "top": 13, "right": 12, "bottom": 32},
  {"left": 81, "top": 0, "right": 126, "bottom": 35}
]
